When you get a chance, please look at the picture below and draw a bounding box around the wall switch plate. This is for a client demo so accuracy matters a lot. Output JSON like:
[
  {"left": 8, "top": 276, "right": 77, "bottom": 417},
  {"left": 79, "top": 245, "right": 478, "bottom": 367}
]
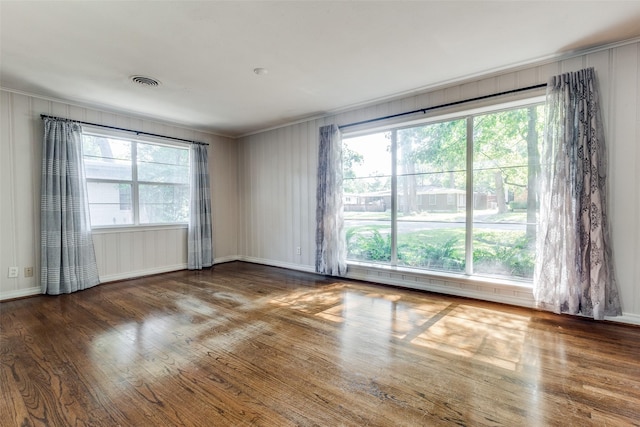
[
  {"left": 25, "top": 267, "right": 33, "bottom": 277},
  {"left": 8, "top": 267, "right": 19, "bottom": 278},
  {"left": 296, "top": 246, "right": 301, "bottom": 255}
]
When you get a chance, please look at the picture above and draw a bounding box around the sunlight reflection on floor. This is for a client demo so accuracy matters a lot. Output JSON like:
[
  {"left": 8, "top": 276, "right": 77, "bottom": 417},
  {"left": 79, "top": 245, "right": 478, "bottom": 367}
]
[
  {"left": 410, "top": 305, "right": 529, "bottom": 371},
  {"left": 269, "top": 283, "right": 346, "bottom": 314},
  {"left": 269, "top": 283, "right": 531, "bottom": 372}
]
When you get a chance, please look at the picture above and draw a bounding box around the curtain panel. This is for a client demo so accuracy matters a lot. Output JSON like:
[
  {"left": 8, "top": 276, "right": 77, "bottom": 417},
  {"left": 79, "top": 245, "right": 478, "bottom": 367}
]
[
  {"left": 41, "top": 118, "right": 100, "bottom": 294},
  {"left": 534, "top": 67, "right": 621, "bottom": 320},
  {"left": 315, "top": 124, "right": 347, "bottom": 276},
  {"left": 187, "top": 143, "right": 213, "bottom": 269}
]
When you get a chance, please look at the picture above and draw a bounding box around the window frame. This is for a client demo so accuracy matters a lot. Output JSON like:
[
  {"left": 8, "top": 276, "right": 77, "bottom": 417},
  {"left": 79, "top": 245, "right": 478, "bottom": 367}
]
[
  {"left": 81, "top": 126, "right": 191, "bottom": 230},
  {"left": 342, "top": 95, "right": 546, "bottom": 284}
]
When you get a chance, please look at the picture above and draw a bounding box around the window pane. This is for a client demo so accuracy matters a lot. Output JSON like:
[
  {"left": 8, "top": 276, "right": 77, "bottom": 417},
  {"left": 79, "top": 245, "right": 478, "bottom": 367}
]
[
  {"left": 343, "top": 132, "right": 392, "bottom": 264},
  {"left": 395, "top": 120, "right": 467, "bottom": 273},
  {"left": 137, "top": 143, "right": 189, "bottom": 184},
  {"left": 87, "top": 182, "right": 133, "bottom": 226},
  {"left": 139, "top": 184, "right": 189, "bottom": 224},
  {"left": 341, "top": 102, "right": 542, "bottom": 281},
  {"left": 83, "top": 136, "right": 132, "bottom": 180},
  {"left": 471, "top": 105, "right": 543, "bottom": 280}
]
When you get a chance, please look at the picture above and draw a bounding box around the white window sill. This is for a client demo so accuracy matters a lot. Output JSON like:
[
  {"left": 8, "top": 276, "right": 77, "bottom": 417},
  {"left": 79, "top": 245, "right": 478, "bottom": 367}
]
[
  {"left": 346, "top": 260, "right": 533, "bottom": 291},
  {"left": 91, "top": 224, "right": 188, "bottom": 234}
]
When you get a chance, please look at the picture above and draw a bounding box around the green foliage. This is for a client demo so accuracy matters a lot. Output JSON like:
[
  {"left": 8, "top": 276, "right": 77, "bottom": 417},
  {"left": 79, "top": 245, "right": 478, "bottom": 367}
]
[
  {"left": 346, "top": 226, "right": 535, "bottom": 279},
  {"left": 473, "top": 233, "right": 534, "bottom": 278},
  {"left": 402, "top": 119, "right": 467, "bottom": 171},
  {"left": 397, "top": 119, "right": 467, "bottom": 190},
  {"left": 347, "top": 228, "right": 393, "bottom": 262},
  {"left": 416, "top": 237, "right": 465, "bottom": 271},
  {"left": 473, "top": 109, "right": 528, "bottom": 195},
  {"left": 343, "top": 145, "right": 364, "bottom": 180}
]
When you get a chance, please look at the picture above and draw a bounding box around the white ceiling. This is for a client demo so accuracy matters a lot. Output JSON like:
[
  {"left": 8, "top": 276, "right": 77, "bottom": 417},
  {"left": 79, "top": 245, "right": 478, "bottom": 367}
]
[{"left": 2, "top": 1, "right": 640, "bottom": 137}]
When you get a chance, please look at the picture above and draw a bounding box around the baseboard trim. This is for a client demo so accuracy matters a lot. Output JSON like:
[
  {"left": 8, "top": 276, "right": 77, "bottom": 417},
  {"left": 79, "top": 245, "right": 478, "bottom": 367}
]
[
  {"left": 99, "top": 264, "right": 187, "bottom": 283},
  {"left": 214, "top": 255, "right": 241, "bottom": 264},
  {"left": 611, "top": 313, "right": 640, "bottom": 326},
  {"left": 0, "top": 286, "right": 41, "bottom": 301},
  {"left": 98, "top": 257, "right": 241, "bottom": 283},
  {"left": 237, "top": 256, "right": 316, "bottom": 274}
]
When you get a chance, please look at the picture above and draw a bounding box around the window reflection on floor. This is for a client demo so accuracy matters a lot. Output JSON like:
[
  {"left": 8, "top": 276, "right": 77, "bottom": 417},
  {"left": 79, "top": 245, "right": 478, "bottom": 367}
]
[
  {"left": 410, "top": 305, "right": 528, "bottom": 371},
  {"left": 270, "top": 282, "right": 530, "bottom": 372},
  {"left": 90, "top": 295, "right": 231, "bottom": 371},
  {"left": 269, "top": 283, "right": 346, "bottom": 316}
]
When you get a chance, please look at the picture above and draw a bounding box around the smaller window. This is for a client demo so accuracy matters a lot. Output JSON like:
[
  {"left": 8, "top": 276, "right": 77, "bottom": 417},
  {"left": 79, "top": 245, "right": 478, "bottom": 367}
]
[
  {"left": 429, "top": 194, "right": 437, "bottom": 205},
  {"left": 82, "top": 132, "right": 190, "bottom": 227}
]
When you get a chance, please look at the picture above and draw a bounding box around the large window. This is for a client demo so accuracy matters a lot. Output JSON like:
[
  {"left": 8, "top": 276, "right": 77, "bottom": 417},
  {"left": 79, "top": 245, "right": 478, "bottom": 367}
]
[
  {"left": 343, "top": 101, "right": 544, "bottom": 281},
  {"left": 82, "top": 132, "right": 190, "bottom": 227}
]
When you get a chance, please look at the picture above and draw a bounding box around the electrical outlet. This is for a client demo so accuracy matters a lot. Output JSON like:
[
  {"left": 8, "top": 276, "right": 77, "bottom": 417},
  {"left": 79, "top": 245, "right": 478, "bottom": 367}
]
[
  {"left": 296, "top": 246, "right": 301, "bottom": 255},
  {"left": 25, "top": 267, "right": 34, "bottom": 278},
  {"left": 8, "top": 267, "right": 19, "bottom": 278}
]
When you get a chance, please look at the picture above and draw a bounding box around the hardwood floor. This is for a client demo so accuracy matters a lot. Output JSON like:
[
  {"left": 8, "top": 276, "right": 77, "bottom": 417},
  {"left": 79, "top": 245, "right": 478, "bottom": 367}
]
[{"left": 1, "top": 262, "right": 639, "bottom": 426}]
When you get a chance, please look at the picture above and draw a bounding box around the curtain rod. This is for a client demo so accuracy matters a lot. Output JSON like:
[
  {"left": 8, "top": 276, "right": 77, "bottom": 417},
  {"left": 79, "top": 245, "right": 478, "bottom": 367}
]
[
  {"left": 39, "top": 114, "right": 208, "bottom": 145},
  {"left": 338, "top": 83, "right": 547, "bottom": 130}
]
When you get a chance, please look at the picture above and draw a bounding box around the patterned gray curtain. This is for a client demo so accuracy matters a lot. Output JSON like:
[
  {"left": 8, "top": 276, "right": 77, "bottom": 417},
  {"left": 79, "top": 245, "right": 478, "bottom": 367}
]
[
  {"left": 187, "top": 143, "right": 213, "bottom": 269},
  {"left": 41, "top": 118, "right": 100, "bottom": 294},
  {"left": 534, "top": 68, "right": 621, "bottom": 320},
  {"left": 315, "top": 124, "right": 347, "bottom": 276}
]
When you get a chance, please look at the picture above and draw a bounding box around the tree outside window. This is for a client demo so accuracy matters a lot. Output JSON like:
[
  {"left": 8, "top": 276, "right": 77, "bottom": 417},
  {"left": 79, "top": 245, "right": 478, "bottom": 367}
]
[{"left": 343, "top": 102, "right": 544, "bottom": 281}]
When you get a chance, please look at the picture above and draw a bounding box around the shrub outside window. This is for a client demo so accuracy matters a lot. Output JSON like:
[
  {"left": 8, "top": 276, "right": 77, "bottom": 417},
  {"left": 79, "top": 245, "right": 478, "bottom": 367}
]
[{"left": 343, "top": 101, "right": 544, "bottom": 281}]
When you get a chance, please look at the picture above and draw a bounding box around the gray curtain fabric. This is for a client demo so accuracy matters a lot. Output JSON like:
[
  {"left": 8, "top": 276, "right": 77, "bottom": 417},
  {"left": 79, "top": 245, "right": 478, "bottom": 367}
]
[
  {"left": 188, "top": 143, "right": 213, "bottom": 269},
  {"left": 534, "top": 67, "right": 621, "bottom": 320},
  {"left": 41, "top": 118, "right": 100, "bottom": 294},
  {"left": 315, "top": 124, "right": 347, "bottom": 276}
]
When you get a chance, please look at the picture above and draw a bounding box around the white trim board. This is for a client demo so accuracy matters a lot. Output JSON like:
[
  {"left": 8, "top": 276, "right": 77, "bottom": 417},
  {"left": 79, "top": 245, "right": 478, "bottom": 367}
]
[
  {"left": 237, "top": 256, "right": 316, "bottom": 274},
  {"left": 0, "top": 286, "right": 41, "bottom": 301},
  {"left": 99, "top": 264, "right": 188, "bottom": 283}
]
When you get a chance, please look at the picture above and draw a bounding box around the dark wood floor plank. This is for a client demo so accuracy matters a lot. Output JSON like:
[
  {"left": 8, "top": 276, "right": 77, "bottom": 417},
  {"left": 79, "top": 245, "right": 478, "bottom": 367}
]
[{"left": 2, "top": 261, "right": 640, "bottom": 426}]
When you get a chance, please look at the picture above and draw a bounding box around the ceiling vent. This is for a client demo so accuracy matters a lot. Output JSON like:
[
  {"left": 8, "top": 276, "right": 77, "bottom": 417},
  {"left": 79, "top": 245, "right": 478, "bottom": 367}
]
[{"left": 130, "top": 75, "right": 161, "bottom": 87}]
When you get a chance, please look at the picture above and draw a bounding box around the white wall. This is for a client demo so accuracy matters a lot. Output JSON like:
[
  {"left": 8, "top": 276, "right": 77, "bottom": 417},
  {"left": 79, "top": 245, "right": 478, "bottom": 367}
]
[
  {"left": 0, "top": 90, "right": 238, "bottom": 300},
  {"left": 237, "top": 41, "right": 640, "bottom": 324}
]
